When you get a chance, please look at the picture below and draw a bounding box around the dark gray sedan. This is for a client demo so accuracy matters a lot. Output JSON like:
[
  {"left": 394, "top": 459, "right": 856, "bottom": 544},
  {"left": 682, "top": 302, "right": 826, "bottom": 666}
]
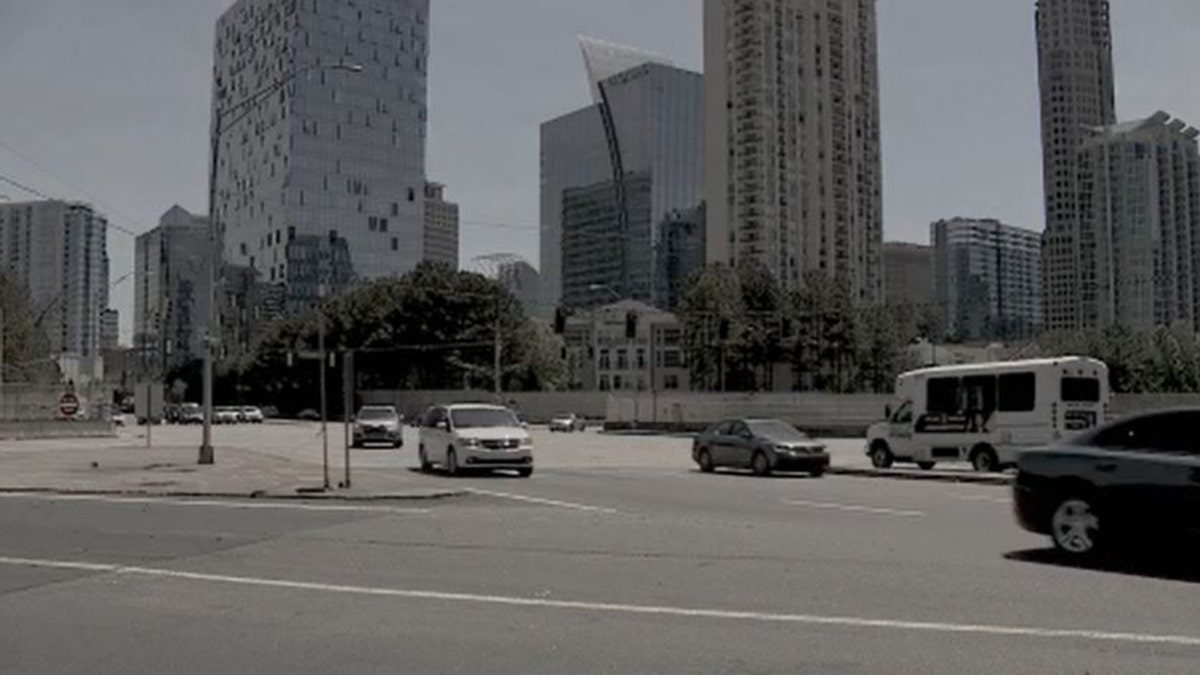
[{"left": 692, "top": 418, "right": 830, "bottom": 477}]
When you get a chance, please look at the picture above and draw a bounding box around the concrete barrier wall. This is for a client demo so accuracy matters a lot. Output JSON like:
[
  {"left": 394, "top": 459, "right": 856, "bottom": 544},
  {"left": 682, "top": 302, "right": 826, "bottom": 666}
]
[
  {"left": 360, "top": 390, "right": 610, "bottom": 423},
  {"left": 0, "top": 420, "right": 115, "bottom": 440}
]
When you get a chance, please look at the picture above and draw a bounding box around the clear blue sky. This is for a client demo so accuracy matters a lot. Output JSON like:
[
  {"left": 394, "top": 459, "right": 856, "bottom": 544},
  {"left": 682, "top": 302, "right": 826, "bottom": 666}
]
[{"left": 1, "top": 0, "right": 1197, "bottom": 343}]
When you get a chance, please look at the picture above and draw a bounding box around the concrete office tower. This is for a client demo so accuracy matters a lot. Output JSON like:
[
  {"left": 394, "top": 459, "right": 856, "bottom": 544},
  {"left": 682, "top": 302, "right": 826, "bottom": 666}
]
[
  {"left": 212, "top": 0, "right": 429, "bottom": 313},
  {"left": 932, "top": 218, "right": 1044, "bottom": 342},
  {"left": 100, "top": 310, "right": 120, "bottom": 352},
  {"left": 541, "top": 38, "right": 704, "bottom": 313},
  {"left": 1078, "top": 112, "right": 1200, "bottom": 331},
  {"left": 704, "top": 0, "right": 883, "bottom": 302},
  {"left": 0, "top": 201, "right": 110, "bottom": 358},
  {"left": 882, "top": 242, "right": 934, "bottom": 309},
  {"left": 1036, "top": 0, "right": 1117, "bottom": 330},
  {"left": 134, "top": 206, "right": 212, "bottom": 368},
  {"left": 423, "top": 181, "right": 459, "bottom": 269}
]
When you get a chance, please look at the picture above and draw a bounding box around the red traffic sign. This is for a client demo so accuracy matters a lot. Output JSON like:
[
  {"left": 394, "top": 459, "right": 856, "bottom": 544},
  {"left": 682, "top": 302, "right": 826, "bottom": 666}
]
[{"left": 59, "top": 392, "right": 80, "bottom": 417}]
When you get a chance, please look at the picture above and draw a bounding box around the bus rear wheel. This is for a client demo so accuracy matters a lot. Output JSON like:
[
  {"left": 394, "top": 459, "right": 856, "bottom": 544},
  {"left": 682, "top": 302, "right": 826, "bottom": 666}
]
[{"left": 971, "top": 445, "right": 1000, "bottom": 473}]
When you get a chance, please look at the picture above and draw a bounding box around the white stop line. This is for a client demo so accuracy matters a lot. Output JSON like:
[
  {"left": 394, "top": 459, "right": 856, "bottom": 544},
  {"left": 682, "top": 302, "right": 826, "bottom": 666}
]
[{"left": 1, "top": 555, "right": 1198, "bottom": 648}]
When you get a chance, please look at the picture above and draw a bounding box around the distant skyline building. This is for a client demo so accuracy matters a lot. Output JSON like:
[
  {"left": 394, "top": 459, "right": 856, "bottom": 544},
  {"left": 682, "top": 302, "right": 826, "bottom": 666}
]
[
  {"left": 882, "top": 242, "right": 934, "bottom": 310},
  {"left": 704, "top": 0, "right": 883, "bottom": 302},
  {"left": 1078, "top": 112, "right": 1200, "bottom": 331},
  {"left": 496, "top": 258, "right": 542, "bottom": 315},
  {"left": 423, "top": 181, "right": 459, "bottom": 269},
  {"left": 932, "top": 218, "right": 1044, "bottom": 342},
  {"left": 1036, "top": 0, "right": 1117, "bottom": 331},
  {"left": 0, "top": 201, "right": 111, "bottom": 359},
  {"left": 212, "top": 0, "right": 429, "bottom": 314},
  {"left": 134, "top": 205, "right": 212, "bottom": 369},
  {"left": 100, "top": 309, "right": 120, "bottom": 352},
  {"left": 541, "top": 39, "right": 704, "bottom": 313}
]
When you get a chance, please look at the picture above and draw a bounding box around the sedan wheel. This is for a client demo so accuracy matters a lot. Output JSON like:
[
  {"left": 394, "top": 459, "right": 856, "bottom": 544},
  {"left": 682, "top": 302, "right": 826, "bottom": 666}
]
[
  {"left": 1051, "top": 497, "right": 1101, "bottom": 557},
  {"left": 751, "top": 451, "right": 772, "bottom": 477},
  {"left": 697, "top": 448, "right": 715, "bottom": 473},
  {"left": 418, "top": 446, "right": 432, "bottom": 473}
]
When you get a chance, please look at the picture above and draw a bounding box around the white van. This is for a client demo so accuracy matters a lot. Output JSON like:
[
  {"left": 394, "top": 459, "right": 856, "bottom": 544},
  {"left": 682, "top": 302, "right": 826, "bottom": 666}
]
[{"left": 865, "top": 357, "right": 1110, "bottom": 472}]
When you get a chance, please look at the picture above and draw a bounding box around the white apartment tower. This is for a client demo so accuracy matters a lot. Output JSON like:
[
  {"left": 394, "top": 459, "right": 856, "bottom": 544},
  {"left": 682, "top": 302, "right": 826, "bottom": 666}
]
[
  {"left": 0, "top": 201, "right": 110, "bottom": 358},
  {"left": 212, "top": 0, "right": 429, "bottom": 313},
  {"left": 1035, "top": 0, "right": 1117, "bottom": 331},
  {"left": 422, "top": 181, "right": 459, "bottom": 269},
  {"left": 704, "top": 0, "right": 883, "bottom": 302}
]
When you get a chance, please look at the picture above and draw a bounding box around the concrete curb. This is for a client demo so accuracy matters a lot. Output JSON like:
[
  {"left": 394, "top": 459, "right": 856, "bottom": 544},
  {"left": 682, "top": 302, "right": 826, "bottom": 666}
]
[
  {"left": 827, "top": 466, "right": 1015, "bottom": 486},
  {"left": 0, "top": 486, "right": 470, "bottom": 502}
]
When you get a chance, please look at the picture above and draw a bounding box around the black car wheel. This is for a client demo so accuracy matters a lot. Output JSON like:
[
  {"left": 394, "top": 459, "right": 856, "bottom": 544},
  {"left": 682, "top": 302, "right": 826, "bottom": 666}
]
[
  {"left": 697, "top": 448, "right": 715, "bottom": 473},
  {"left": 1050, "top": 496, "right": 1102, "bottom": 557},
  {"left": 970, "top": 445, "right": 1000, "bottom": 473},
  {"left": 870, "top": 441, "right": 894, "bottom": 469},
  {"left": 751, "top": 451, "right": 772, "bottom": 477},
  {"left": 809, "top": 466, "right": 825, "bottom": 478}
]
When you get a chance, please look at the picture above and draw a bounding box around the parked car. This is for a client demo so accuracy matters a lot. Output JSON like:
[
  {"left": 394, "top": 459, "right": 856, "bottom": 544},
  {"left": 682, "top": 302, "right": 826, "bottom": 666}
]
[
  {"left": 418, "top": 404, "right": 533, "bottom": 477},
  {"left": 1014, "top": 409, "right": 1200, "bottom": 559},
  {"left": 178, "top": 403, "right": 204, "bottom": 425},
  {"left": 549, "top": 412, "right": 586, "bottom": 433},
  {"left": 693, "top": 418, "right": 830, "bottom": 477},
  {"left": 215, "top": 406, "right": 241, "bottom": 424},
  {"left": 240, "top": 406, "right": 265, "bottom": 423},
  {"left": 297, "top": 409, "right": 320, "bottom": 421},
  {"left": 353, "top": 405, "right": 403, "bottom": 448}
]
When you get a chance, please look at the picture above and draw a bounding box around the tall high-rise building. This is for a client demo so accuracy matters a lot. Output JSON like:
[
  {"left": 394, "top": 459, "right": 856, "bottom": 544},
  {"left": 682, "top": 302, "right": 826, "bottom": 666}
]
[
  {"left": 932, "top": 218, "right": 1044, "bottom": 342},
  {"left": 1078, "top": 112, "right": 1200, "bottom": 331},
  {"left": 212, "top": 0, "right": 429, "bottom": 314},
  {"left": 0, "top": 201, "right": 111, "bottom": 358},
  {"left": 99, "top": 309, "right": 120, "bottom": 352},
  {"left": 1036, "top": 0, "right": 1117, "bottom": 331},
  {"left": 541, "top": 38, "right": 704, "bottom": 313},
  {"left": 423, "top": 181, "right": 459, "bottom": 269},
  {"left": 704, "top": 0, "right": 883, "bottom": 302},
  {"left": 496, "top": 258, "right": 542, "bottom": 315},
  {"left": 134, "top": 206, "right": 212, "bottom": 369}
]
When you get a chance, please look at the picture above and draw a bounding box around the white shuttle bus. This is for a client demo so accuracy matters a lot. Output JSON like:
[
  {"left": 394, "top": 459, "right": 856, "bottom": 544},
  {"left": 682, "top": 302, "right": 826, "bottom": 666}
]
[{"left": 865, "top": 357, "right": 1110, "bottom": 472}]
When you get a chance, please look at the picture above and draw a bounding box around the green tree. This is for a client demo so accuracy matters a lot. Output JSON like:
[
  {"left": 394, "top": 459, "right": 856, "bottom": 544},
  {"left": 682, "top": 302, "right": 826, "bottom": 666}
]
[{"left": 679, "top": 264, "right": 743, "bottom": 391}]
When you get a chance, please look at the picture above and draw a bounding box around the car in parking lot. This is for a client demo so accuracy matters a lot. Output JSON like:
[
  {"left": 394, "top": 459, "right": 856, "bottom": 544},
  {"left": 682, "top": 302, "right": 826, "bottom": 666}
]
[
  {"left": 1014, "top": 409, "right": 1200, "bottom": 559},
  {"left": 693, "top": 418, "right": 829, "bottom": 477},
  {"left": 418, "top": 404, "right": 533, "bottom": 477},
  {"left": 215, "top": 406, "right": 240, "bottom": 424},
  {"left": 352, "top": 405, "right": 403, "bottom": 448},
  {"left": 240, "top": 406, "right": 265, "bottom": 423},
  {"left": 549, "top": 412, "right": 586, "bottom": 433},
  {"left": 177, "top": 403, "right": 204, "bottom": 425}
]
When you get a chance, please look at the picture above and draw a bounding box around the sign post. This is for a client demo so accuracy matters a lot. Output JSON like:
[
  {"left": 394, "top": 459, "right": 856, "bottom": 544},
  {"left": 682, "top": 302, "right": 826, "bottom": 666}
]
[
  {"left": 58, "top": 392, "right": 80, "bottom": 419},
  {"left": 134, "top": 383, "right": 164, "bottom": 448}
]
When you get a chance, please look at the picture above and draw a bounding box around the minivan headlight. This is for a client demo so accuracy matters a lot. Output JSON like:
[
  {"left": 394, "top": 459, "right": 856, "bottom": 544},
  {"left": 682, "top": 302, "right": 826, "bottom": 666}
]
[
  {"left": 462, "top": 438, "right": 480, "bottom": 448},
  {"left": 519, "top": 436, "right": 534, "bottom": 449}
]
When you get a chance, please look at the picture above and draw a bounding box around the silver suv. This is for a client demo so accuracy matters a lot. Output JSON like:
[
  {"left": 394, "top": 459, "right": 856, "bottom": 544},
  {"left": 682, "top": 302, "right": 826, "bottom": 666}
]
[{"left": 418, "top": 404, "right": 533, "bottom": 477}]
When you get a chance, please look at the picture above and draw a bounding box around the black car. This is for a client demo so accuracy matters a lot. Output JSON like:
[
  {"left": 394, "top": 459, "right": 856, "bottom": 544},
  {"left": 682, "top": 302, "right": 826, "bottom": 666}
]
[
  {"left": 693, "top": 418, "right": 829, "bottom": 477},
  {"left": 1014, "top": 409, "right": 1200, "bottom": 559}
]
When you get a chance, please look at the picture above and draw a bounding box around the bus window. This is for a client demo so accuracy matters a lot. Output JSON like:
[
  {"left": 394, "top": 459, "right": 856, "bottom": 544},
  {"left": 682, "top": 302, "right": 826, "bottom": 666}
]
[
  {"left": 998, "top": 372, "right": 1036, "bottom": 412},
  {"left": 1062, "top": 377, "right": 1101, "bottom": 403},
  {"left": 927, "top": 378, "right": 960, "bottom": 413}
]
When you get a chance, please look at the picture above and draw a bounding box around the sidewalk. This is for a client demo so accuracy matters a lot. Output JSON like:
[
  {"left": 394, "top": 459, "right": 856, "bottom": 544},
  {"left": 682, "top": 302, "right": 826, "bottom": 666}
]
[{"left": 0, "top": 437, "right": 464, "bottom": 500}]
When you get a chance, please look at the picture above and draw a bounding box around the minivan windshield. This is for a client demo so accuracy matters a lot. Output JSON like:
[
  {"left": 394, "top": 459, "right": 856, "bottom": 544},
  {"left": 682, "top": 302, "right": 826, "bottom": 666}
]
[
  {"left": 358, "top": 408, "right": 397, "bottom": 421},
  {"left": 451, "top": 408, "right": 520, "bottom": 429}
]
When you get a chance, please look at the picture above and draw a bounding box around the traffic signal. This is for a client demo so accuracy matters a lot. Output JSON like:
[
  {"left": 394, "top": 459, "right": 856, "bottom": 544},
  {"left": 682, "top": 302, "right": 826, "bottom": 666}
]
[
  {"left": 554, "top": 307, "right": 567, "bottom": 334},
  {"left": 719, "top": 318, "right": 731, "bottom": 341},
  {"left": 625, "top": 311, "right": 638, "bottom": 339}
]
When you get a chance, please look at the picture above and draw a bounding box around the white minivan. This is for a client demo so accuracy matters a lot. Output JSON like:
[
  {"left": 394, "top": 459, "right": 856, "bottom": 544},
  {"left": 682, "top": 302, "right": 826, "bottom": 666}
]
[
  {"left": 866, "top": 357, "right": 1110, "bottom": 472},
  {"left": 418, "top": 404, "right": 534, "bottom": 477}
]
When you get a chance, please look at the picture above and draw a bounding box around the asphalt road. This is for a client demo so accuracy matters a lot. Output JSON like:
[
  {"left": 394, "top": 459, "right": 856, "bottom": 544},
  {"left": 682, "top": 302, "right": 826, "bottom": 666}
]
[{"left": 3, "top": 428, "right": 1200, "bottom": 673}]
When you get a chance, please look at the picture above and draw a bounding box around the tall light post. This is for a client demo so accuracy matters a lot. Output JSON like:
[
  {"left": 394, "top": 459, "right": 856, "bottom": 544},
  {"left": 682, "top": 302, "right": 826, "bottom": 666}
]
[{"left": 200, "top": 61, "right": 362, "bottom": 465}]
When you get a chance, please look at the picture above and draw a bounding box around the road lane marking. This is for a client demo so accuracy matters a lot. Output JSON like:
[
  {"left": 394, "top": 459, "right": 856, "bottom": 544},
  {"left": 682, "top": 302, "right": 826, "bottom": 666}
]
[
  {"left": 462, "top": 488, "right": 619, "bottom": 514},
  {"left": 0, "top": 555, "right": 1197, "bottom": 648},
  {"left": 951, "top": 495, "right": 1012, "bottom": 505},
  {"left": 782, "top": 499, "right": 925, "bottom": 518},
  {"left": 0, "top": 493, "right": 431, "bottom": 514}
]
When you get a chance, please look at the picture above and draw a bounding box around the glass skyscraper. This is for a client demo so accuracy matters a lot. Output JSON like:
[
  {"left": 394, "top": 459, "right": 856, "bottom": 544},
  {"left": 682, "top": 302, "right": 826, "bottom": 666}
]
[{"left": 540, "top": 41, "right": 705, "bottom": 313}]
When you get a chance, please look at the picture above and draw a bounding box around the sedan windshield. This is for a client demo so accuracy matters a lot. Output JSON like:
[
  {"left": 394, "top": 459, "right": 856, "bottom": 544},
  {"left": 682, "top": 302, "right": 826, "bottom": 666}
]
[
  {"left": 358, "top": 409, "right": 397, "bottom": 421},
  {"left": 746, "top": 420, "right": 809, "bottom": 441},
  {"left": 452, "top": 408, "right": 519, "bottom": 429}
]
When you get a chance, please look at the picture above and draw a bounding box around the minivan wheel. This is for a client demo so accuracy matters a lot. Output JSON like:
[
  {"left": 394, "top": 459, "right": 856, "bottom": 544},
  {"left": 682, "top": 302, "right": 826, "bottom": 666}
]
[
  {"left": 446, "top": 448, "right": 460, "bottom": 477},
  {"left": 870, "top": 442, "right": 894, "bottom": 469},
  {"left": 1051, "top": 496, "right": 1101, "bottom": 557},
  {"left": 418, "top": 446, "right": 432, "bottom": 473},
  {"left": 971, "top": 445, "right": 1000, "bottom": 473},
  {"left": 751, "top": 451, "right": 772, "bottom": 477},
  {"left": 697, "top": 448, "right": 715, "bottom": 473}
]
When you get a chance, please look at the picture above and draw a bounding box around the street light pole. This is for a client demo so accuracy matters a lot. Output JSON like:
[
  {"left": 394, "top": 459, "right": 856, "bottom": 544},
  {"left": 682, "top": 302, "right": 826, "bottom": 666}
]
[{"left": 199, "top": 62, "right": 362, "bottom": 466}]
